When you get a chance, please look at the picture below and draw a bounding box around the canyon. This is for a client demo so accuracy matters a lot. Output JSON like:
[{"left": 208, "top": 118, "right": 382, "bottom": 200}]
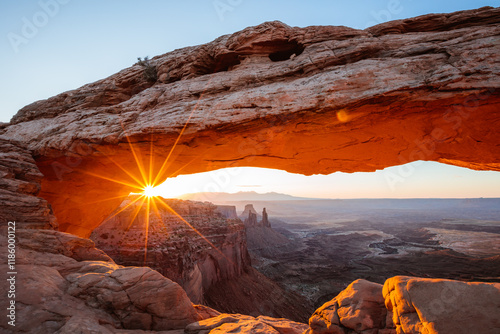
[
  {"left": 90, "top": 197, "right": 312, "bottom": 321},
  {"left": 223, "top": 198, "right": 500, "bottom": 308},
  {"left": 0, "top": 6, "right": 499, "bottom": 334}
]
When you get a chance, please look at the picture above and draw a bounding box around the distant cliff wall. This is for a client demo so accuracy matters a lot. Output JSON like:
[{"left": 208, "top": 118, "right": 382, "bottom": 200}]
[
  {"left": 91, "top": 198, "right": 251, "bottom": 304},
  {"left": 216, "top": 205, "right": 238, "bottom": 219}
]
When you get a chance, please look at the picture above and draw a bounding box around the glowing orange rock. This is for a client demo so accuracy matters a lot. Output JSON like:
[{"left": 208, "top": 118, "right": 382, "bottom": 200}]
[{"left": 1, "top": 7, "right": 499, "bottom": 236}]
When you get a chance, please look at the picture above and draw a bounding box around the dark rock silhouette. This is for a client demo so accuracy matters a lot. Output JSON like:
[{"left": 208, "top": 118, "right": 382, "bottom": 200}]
[{"left": 261, "top": 208, "right": 270, "bottom": 228}]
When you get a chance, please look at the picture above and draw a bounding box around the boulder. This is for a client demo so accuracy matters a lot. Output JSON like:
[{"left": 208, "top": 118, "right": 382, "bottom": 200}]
[
  {"left": 383, "top": 276, "right": 500, "bottom": 334},
  {"left": 0, "top": 228, "right": 201, "bottom": 333},
  {"left": 306, "top": 279, "right": 392, "bottom": 334}
]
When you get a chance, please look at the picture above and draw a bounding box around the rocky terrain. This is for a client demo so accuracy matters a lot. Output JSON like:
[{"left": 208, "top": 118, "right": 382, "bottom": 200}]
[
  {"left": 239, "top": 203, "right": 294, "bottom": 258},
  {"left": 0, "top": 6, "right": 500, "bottom": 334},
  {"left": 306, "top": 277, "right": 500, "bottom": 334},
  {"left": 0, "top": 7, "right": 498, "bottom": 236},
  {"left": 231, "top": 199, "right": 500, "bottom": 308},
  {"left": 0, "top": 138, "right": 57, "bottom": 230},
  {"left": 91, "top": 198, "right": 250, "bottom": 304},
  {"left": 2, "top": 226, "right": 499, "bottom": 333},
  {"left": 90, "top": 198, "right": 312, "bottom": 321},
  {"left": 0, "top": 227, "right": 315, "bottom": 333}
]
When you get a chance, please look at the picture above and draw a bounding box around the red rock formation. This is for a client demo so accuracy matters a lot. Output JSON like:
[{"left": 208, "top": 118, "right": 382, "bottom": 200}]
[
  {"left": 204, "top": 267, "right": 313, "bottom": 322},
  {"left": 261, "top": 208, "right": 270, "bottom": 228},
  {"left": 305, "top": 276, "right": 500, "bottom": 334},
  {"left": 90, "top": 197, "right": 312, "bottom": 321},
  {"left": 0, "top": 228, "right": 201, "bottom": 333},
  {"left": 241, "top": 204, "right": 259, "bottom": 220},
  {"left": 185, "top": 313, "right": 308, "bottom": 334},
  {"left": 241, "top": 204, "right": 270, "bottom": 228},
  {"left": 306, "top": 279, "right": 393, "bottom": 334},
  {"left": 0, "top": 137, "right": 57, "bottom": 229},
  {"left": 383, "top": 276, "right": 500, "bottom": 334},
  {"left": 90, "top": 197, "right": 251, "bottom": 304},
  {"left": 244, "top": 211, "right": 259, "bottom": 227},
  {"left": 0, "top": 7, "right": 498, "bottom": 236}
]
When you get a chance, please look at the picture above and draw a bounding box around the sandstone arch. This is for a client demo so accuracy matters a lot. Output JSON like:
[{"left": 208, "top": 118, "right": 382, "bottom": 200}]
[{"left": 2, "top": 7, "right": 499, "bottom": 237}]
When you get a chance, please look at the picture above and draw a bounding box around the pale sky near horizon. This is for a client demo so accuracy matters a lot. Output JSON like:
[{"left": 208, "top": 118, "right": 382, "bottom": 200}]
[{"left": 1, "top": 0, "right": 499, "bottom": 198}]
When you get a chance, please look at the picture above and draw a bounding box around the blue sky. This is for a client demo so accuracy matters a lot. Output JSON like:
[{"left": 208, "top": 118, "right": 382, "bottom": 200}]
[{"left": 1, "top": 0, "right": 499, "bottom": 198}]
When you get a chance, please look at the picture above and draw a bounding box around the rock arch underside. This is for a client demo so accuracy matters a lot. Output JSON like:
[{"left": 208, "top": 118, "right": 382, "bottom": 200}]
[{"left": 2, "top": 7, "right": 499, "bottom": 238}]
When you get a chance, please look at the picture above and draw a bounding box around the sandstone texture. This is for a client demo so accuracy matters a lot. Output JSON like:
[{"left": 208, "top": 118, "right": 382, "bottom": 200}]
[
  {"left": 0, "top": 228, "right": 202, "bottom": 333},
  {"left": 0, "top": 137, "right": 57, "bottom": 229},
  {"left": 304, "top": 276, "right": 500, "bottom": 334},
  {"left": 1, "top": 7, "right": 498, "bottom": 236},
  {"left": 306, "top": 279, "right": 393, "bottom": 334},
  {"left": 185, "top": 313, "right": 308, "bottom": 334},
  {"left": 383, "top": 276, "right": 500, "bottom": 334}
]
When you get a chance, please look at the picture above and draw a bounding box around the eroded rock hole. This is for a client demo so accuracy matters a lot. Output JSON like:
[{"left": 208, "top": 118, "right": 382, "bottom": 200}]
[
  {"left": 269, "top": 41, "right": 305, "bottom": 61},
  {"left": 212, "top": 53, "right": 241, "bottom": 72}
]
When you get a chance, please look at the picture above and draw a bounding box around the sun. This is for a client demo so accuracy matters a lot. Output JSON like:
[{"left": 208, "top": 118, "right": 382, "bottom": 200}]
[
  {"left": 143, "top": 185, "right": 157, "bottom": 198},
  {"left": 80, "top": 78, "right": 223, "bottom": 265}
]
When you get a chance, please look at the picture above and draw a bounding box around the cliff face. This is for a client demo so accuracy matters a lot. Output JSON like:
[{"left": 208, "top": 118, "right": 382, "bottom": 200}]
[
  {"left": 90, "top": 198, "right": 313, "bottom": 321},
  {"left": 216, "top": 205, "right": 239, "bottom": 219},
  {"left": 241, "top": 204, "right": 259, "bottom": 220},
  {"left": 91, "top": 198, "right": 250, "bottom": 304},
  {"left": 241, "top": 204, "right": 271, "bottom": 228},
  {"left": 0, "top": 137, "right": 57, "bottom": 229},
  {"left": 0, "top": 7, "right": 498, "bottom": 236}
]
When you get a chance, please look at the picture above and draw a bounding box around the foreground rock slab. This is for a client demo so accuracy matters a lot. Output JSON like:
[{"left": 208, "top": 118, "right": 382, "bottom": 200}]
[
  {"left": 185, "top": 313, "right": 308, "bottom": 334},
  {"left": 305, "top": 276, "right": 500, "bottom": 334},
  {"left": 383, "top": 276, "right": 500, "bottom": 334},
  {"left": 0, "top": 228, "right": 201, "bottom": 333},
  {"left": 306, "top": 279, "right": 394, "bottom": 334}
]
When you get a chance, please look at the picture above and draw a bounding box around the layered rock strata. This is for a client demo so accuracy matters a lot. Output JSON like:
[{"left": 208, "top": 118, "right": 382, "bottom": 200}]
[
  {"left": 0, "top": 7, "right": 498, "bottom": 236},
  {"left": 0, "top": 137, "right": 57, "bottom": 229},
  {"left": 90, "top": 197, "right": 312, "bottom": 321},
  {"left": 90, "top": 198, "right": 251, "bottom": 304}
]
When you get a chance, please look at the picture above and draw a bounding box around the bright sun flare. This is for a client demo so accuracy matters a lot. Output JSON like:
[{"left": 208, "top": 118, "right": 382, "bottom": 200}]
[
  {"left": 84, "top": 85, "right": 227, "bottom": 266},
  {"left": 143, "top": 185, "right": 156, "bottom": 197}
]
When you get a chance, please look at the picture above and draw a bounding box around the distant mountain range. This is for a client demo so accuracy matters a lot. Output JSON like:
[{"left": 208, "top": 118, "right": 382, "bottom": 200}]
[{"left": 179, "top": 191, "right": 319, "bottom": 202}]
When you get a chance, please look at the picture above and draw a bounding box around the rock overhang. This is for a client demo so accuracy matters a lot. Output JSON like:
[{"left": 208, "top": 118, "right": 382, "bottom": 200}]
[{"left": 1, "top": 6, "right": 499, "bottom": 237}]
